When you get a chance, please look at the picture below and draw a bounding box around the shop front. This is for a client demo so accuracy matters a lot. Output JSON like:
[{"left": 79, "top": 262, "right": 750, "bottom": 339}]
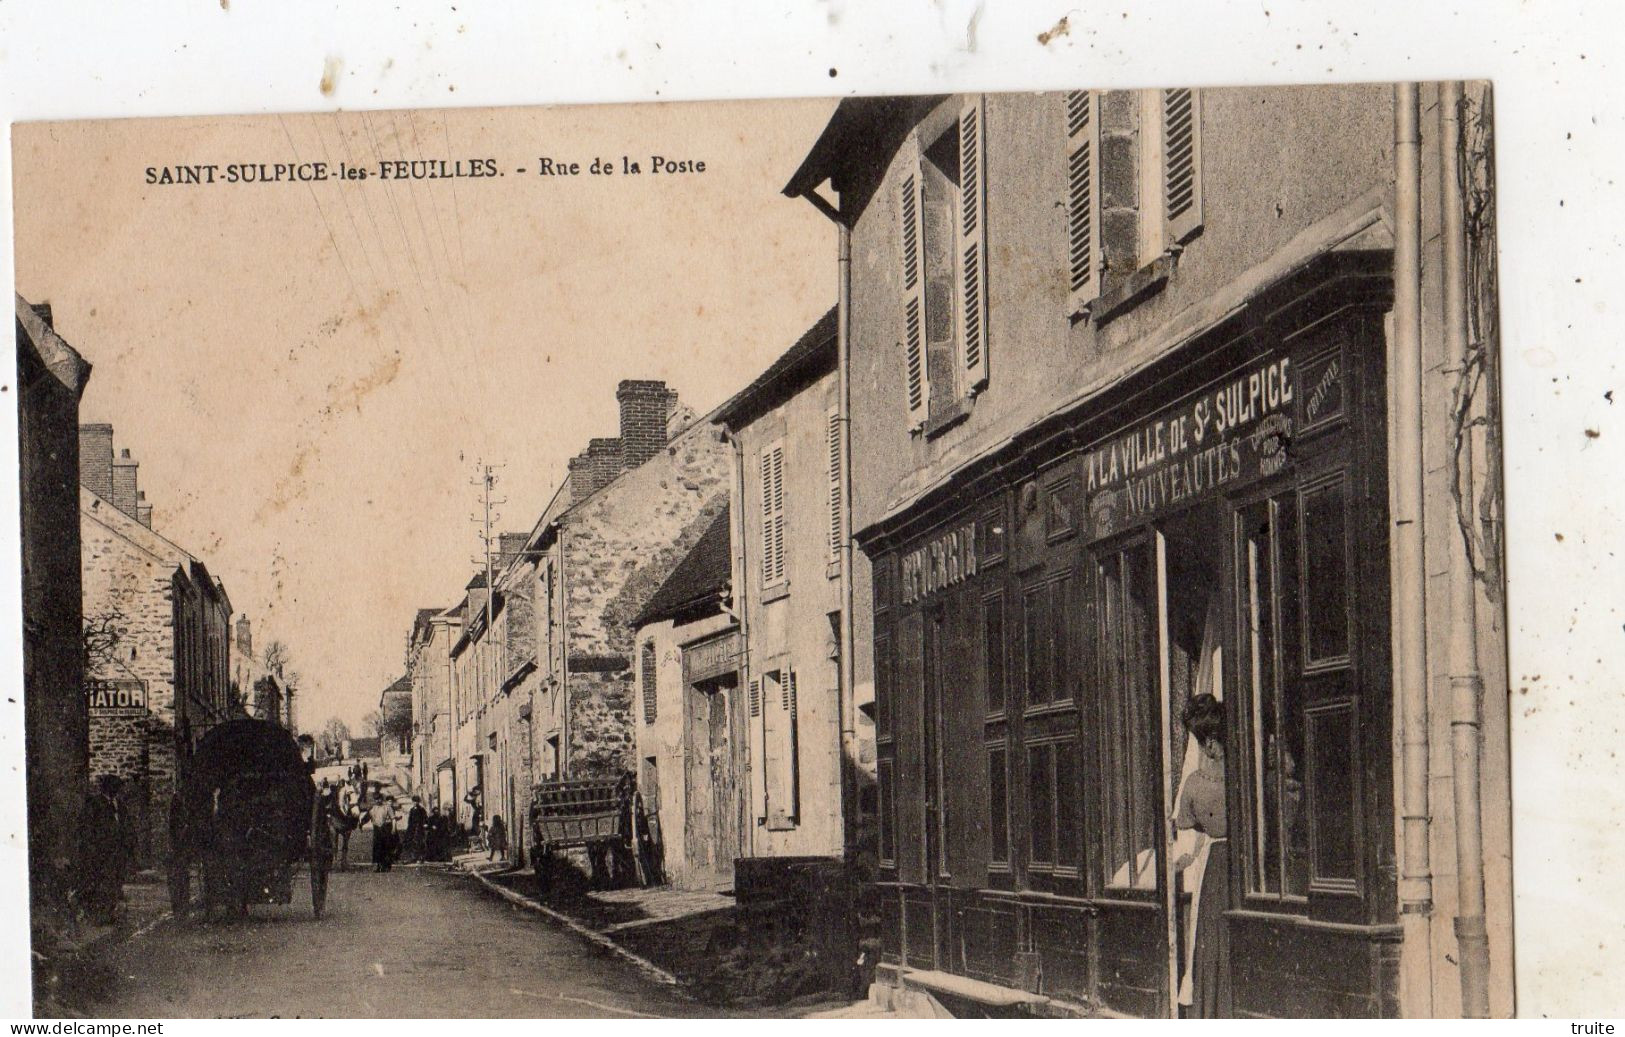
[{"left": 863, "top": 255, "right": 1401, "bottom": 1017}]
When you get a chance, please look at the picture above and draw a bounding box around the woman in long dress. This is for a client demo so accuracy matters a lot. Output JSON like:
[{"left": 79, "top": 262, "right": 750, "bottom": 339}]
[{"left": 1173, "top": 693, "right": 1232, "bottom": 1018}]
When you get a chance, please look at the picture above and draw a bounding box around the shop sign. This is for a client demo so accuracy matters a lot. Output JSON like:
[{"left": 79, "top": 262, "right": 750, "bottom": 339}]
[
  {"left": 900, "top": 520, "right": 978, "bottom": 605},
  {"left": 683, "top": 631, "right": 742, "bottom": 684},
  {"left": 1083, "top": 353, "right": 1309, "bottom": 539},
  {"left": 87, "top": 678, "right": 147, "bottom": 715}
]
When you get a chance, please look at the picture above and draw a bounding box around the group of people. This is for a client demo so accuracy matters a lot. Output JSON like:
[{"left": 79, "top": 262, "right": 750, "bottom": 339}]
[{"left": 314, "top": 782, "right": 438, "bottom": 872}]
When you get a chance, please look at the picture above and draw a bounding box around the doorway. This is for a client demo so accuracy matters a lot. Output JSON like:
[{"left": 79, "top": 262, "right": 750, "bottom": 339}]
[{"left": 684, "top": 675, "right": 739, "bottom": 888}]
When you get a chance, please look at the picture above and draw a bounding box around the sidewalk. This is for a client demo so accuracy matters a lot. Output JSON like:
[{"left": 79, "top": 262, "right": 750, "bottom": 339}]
[{"left": 448, "top": 854, "right": 883, "bottom": 1013}]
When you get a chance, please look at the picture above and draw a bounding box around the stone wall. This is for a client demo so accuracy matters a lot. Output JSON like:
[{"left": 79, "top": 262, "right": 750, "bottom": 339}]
[{"left": 556, "top": 417, "right": 731, "bottom": 777}]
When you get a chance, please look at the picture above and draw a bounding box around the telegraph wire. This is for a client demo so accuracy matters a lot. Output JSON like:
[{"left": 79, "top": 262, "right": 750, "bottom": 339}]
[{"left": 360, "top": 110, "right": 455, "bottom": 358}]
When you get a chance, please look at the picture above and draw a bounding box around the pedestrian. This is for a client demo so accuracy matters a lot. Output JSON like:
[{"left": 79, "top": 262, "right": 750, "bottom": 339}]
[
  {"left": 405, "top": 796, "right": 428, "bottom": 864},
  {"left": 1172, "top": 693, "right": 1232, "bottom": 1018},
  {"left": 335, "top": 784, "right": 359, "bottom": 871},
  {"left": 486, "top": 814, "right": 507, "bottom": 863},
  {"left": 79, "top": 774, "right": 130, "bottom": 925},
  {"left": 366, "top": 792, "right": 396, "bottom": 873}
]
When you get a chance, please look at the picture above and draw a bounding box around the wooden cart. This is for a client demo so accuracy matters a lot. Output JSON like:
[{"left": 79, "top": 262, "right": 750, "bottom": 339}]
[{"left": 528, "top": 776, "right": 655, "bottom": 889}]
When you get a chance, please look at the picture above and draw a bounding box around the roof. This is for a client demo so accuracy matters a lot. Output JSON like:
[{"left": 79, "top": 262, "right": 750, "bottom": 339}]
[
  {"left": 410, "top": 607, "right": 441, "bottom": 643},
  {"left": 782, "top": 95, "right": 946, "bottom": 200},
  {"left": 632, "top": 506, "right": 732, "bottom": 629},
  {"left": 712, "top": 307, "right": 839, "bottom": 430},
  {"left": 379, "top": 675, "right": 412, "bottom": 704},
  {"left": 15, "top": 294, "right": 91, "bottom": 397}
]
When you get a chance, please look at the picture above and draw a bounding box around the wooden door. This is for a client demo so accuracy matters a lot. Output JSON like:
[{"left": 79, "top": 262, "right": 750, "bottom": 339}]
[{"left": 707, "top": 685, "right": 737, "bottom": 885}]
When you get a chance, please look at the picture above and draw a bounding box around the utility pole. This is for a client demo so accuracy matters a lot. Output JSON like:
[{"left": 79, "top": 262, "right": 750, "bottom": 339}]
[{"left": 469, "top": 460, "right": 506, "bottom": 724}]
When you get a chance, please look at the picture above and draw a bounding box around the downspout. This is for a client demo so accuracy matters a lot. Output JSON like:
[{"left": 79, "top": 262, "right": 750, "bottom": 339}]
[
  {"left": 1393, "top": 82, "right": 1435, "bottom": 1016},
  {"left": 1441, "top": 80, "right": 1491, "bottom": 1019},
  {"left": 721, "top": 425, "right": 755, "bottom": 857},
  {"left": 836, "top": 218, "right": 859, "bottom": 855}
]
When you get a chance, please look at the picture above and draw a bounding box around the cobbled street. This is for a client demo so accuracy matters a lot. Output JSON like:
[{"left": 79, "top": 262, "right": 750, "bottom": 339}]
[{"left": 68, "top": 866, "right": 732, "bottom": 1019}]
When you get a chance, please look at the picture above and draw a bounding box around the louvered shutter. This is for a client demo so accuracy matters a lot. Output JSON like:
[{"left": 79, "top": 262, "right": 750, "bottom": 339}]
[
  {"left": 759, "top": 443, "right": 786, "bottom": 585},
  {"left": 1066, "top": 89, "right": 1102, "bottom": 316},
  {"left": 765, "top": 668, "right": 798, "bottom": 830},
  {"left": 899, "top": 138, "right": 930, "bottom": 429},
  {"left": 826, "top": 405, "right": 843, "bottom": 567},
  {"left": 1162, "top": 88, "right": 1203, "bottom": 246},
  {"left": 749, "top": 677, "right": 761, "bottom": 717},
  {"left": 640, "top": 642, "right": 657, "bottom": 724},
  {"left": 959, "top": 95, "right": 990, "bottom": 392}
]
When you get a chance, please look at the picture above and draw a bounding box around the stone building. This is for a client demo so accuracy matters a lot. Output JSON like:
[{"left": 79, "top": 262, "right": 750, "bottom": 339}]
[
  {"left": 378, "top": 674, "right": 414, "bottom": 793},
  {"left": 784, "top": 84, "right": 1510, "bottom": 1017},
  {"left": 79, "top": 428, "right": 233, "bottom": 864},
  {"left": 16, "top": 296, "right": 92, "bottom": 920},
  {"left": 524, "top": 379, "right": 730, "bottom": 791},
  {"left": 630, "top": 506, "right": 739, "bottom": 890}
]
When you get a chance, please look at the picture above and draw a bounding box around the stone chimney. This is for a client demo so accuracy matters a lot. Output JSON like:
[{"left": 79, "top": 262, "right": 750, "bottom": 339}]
[
  {"left": 136, "top": 490, "right": 154, "bottom": 528},
  {"left": 78, "top": 423, "right": 114, "bottom": 499},
  {"left": 497, "top": 532, "right": 529, "bottom": 568},
  {"left": 111, "top": 448, "right": 140, "bottom": 520},
  {"left": 567, "top": 453, "right": 596, "bottom": 502},
  {"left": 618, "top": 379, "right": 678, "bottom": 469},
  {"left": 235, "top": 615, "right": 253, "bottom": 659},
  {"left": 588, "top": 437, "right": 623, "bottom": 493}
]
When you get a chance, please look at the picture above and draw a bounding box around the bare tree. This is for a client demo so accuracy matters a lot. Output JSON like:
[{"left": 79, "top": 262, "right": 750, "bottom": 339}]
[
  {"left": 316, "top": 716, "right": 351, "bottom": 760},
  {"left": 82, "top": 610, "right": 128, "bottom": 676},
  {"left": 362, "top": 708, "right": 384, "bottom": 739},
  {"left": 262, "top": 639, "right": 290, "bottom": 679}
]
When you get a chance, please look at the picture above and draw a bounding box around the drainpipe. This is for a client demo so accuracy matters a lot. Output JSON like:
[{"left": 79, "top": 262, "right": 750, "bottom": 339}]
[
  {"left": 836, "top": 219, "right": 859, "bottom": 856},
  {"left": 721, "top": 425, "right": 755, "bottom": 857},
  {"left": 1393, "top": 82, "right": 1435, "bottom": 1017},
  {"left": 1441, "top": 80, "right": 1491, "bottom": 1019}
]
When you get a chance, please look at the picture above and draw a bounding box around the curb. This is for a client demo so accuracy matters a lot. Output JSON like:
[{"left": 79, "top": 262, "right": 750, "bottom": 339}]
[{"left": 459, "top": 865, "right": 680, "bottom": 986}]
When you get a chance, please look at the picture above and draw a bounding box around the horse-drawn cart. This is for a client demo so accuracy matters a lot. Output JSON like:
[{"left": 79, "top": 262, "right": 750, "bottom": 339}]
[{"left": 168, "top": 718, "right": 331, "bottom": 920}]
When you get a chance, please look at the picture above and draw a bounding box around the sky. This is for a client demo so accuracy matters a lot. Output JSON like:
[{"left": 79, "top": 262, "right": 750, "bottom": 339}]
[{"left": 12, "top": 97, "right": 838, "bottom": 730}]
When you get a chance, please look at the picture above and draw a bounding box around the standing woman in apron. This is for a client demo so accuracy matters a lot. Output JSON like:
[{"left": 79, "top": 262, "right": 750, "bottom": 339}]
[{"left": 1173, "top": 693, "right": 1232, "bottom": 1018}]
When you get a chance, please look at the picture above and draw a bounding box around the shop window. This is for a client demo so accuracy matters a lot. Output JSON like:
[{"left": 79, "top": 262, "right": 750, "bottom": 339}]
[
  {"left": 1096, "top": 543, "right": 1160, "bottom": 891},
  {"left": 1238, "top": 495, "right": 1310, "bottom": 898},
  {"left": 1023, "top": 575, "right": 1074, "bottom": 709},
  {"left": 988, "top": 743, "right": 1009, "bottom": 867},
  {"left": 875, "top": 635, "right": 893, "bottom": 741},
  {"left": 899, "top": 95, "right": 990, "bottom": 433}
]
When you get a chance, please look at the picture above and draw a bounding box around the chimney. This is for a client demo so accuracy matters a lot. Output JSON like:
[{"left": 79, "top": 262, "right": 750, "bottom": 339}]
[
  {"left": 618, "top": 379, "right": 678, "bottom": 469},
  {"left": 497, "top": 532, "right": 529, "bottom": 568},
  {"left": 78, "top": 424, "right": 114, "bottom": 499},
  {"left": 465, "top": 573, "right": 490, "bottom": 622},
  {"left": 588, "top": 437, "right": 623, "bottom": 493},
  {"left": 111, "top": 448, "right": 140, "bottom": 519},
  {"left": 567, "top": 453, "right": 595, "bottom": 502},
  {"left": 136, "top": 490, "right": 154, "bottom": 528},
  {"left": 235, "top": 615, "right": 253, "bottom": 659}
]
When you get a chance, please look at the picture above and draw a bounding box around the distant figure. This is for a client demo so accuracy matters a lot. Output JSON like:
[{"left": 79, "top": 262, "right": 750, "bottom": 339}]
[
  {"left": 366, "top": 796, "right": 396, "bottom": 872},
  {"left": 405, "top": 797, "right": 428, "bottom": 864},
  {"left": 80, "top": 775, "right": 130, "bottom": 925},
  {"left": 486, "top": 814, "right": 507, "bottom": 863}
]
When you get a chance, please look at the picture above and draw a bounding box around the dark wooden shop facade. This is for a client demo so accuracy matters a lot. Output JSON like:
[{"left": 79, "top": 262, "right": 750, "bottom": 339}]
[{"left": 859, "top": 255, "right": 1403, "bottom": 1017}]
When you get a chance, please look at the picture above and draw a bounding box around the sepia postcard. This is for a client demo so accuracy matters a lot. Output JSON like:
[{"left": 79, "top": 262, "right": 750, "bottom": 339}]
[{"left": 11, "top": 81, "right": 1522, "bottom": 1020}]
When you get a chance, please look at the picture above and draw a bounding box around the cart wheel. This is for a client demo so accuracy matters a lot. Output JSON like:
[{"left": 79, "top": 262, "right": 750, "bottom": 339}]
[{"left": 311, "top": 859, "right": 329, "bottom": 919}]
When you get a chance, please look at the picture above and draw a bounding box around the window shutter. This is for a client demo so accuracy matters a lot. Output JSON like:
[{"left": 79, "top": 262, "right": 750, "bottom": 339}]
[
  {"left": 640, "top": 642, "right": 657, "bottom": 724},
  {"left": 826, "top": 405, "right": 843, "bottom": 567},
  {"left": 765, "top": 668, "right": 799, "bottom": 830},
  {"left": 759, "top": 443, "right": 786, "bottom": 585},
  {"left": 899, "top": 139, "right": 930, "bottom": 429},
  {"left": 1162, "top": 88, "right": 1203, "bottom": 247},
  {"left": 749, "top": 677, "right": 761, "bottom": 718},
  {"left": 1066, "top": 89, "right": 1102, "bottom": 316},
  {"left": 959, "top": 95, "right": 990, "bottom": 392}
]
